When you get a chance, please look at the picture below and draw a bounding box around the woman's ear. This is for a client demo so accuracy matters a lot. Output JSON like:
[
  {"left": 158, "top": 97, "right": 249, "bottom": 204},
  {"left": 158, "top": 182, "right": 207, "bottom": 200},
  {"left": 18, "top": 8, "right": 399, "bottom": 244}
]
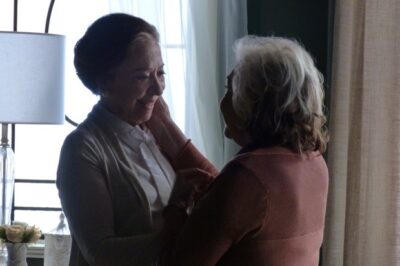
[{"left": 96, "top": 73, "right": 113, "bottom": 97}]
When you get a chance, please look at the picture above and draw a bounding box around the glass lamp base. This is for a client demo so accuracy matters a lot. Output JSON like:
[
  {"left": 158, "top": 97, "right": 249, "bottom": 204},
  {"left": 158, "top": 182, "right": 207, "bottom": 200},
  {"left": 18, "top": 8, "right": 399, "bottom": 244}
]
[{"left": 0, "top": 143, "right": 15, "bottom": 225}]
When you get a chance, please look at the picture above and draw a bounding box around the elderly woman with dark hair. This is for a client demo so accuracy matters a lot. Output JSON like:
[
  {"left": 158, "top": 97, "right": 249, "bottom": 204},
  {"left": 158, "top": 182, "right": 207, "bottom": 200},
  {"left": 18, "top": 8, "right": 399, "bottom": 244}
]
[
  {"left": 161, "top": 36, "right": 329, "bottom": 266},
  {"left": 56, "top": 13, "right": 217, "bottom": 266}
]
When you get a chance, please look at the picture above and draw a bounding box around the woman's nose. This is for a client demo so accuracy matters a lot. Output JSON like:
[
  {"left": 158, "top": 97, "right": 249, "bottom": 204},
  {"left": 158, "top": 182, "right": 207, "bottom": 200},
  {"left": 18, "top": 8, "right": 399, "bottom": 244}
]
[{"left": 151, "top": 75, "right": 164, "bottom": 95}]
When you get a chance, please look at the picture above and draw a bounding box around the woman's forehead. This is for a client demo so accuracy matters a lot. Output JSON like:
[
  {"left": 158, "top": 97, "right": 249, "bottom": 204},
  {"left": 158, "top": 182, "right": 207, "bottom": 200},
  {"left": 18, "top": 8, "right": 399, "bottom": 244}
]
[
  {"left": 129, "top": 35, "right": 159, "bottom": 53},
  {"left": 125, "top": 38, "right": 163, "bottom": 68}
]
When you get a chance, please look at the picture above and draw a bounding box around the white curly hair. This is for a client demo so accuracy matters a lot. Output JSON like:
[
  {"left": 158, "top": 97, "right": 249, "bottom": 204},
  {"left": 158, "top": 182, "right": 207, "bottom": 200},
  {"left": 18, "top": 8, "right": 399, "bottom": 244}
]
[{"left": 231, "top": 36, "right": 328, "bottom": 153}]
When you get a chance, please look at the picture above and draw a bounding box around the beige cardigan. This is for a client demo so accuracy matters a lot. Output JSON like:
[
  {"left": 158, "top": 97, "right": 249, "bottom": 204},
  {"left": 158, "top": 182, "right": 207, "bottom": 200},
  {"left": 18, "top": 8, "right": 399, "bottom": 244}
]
[
  {"left": 164, "top": 146, "right": 328, "bottom": 266},
  {"left": 57, "top": 104, "right": 216, "bottom": 266}
]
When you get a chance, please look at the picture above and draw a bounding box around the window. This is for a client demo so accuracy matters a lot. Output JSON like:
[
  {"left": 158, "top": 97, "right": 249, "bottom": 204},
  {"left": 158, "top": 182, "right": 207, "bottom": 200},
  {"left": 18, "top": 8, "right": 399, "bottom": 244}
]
[{"left": 1, "top": 0, "right": 187, "bottom": 233}]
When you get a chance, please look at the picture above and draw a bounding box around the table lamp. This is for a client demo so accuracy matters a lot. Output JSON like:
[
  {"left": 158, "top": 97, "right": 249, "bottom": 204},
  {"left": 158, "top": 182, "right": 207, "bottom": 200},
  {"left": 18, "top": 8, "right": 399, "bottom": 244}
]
[{"left": 0, "top": 31, "right": 65, "bottom": 224}]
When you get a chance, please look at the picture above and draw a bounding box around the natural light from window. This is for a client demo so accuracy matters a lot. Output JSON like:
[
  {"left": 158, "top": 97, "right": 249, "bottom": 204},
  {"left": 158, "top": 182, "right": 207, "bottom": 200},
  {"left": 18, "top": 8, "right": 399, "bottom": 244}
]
[{"left": 0, "top": 0, "right": 187, "bottom": 233}]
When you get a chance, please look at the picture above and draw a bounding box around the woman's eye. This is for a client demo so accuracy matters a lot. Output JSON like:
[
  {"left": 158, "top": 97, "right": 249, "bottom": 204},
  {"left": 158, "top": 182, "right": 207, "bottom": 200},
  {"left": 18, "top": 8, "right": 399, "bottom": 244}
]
[
  {"left": 135, "top": 74, "right": 150, "bottom": 80},
  {"left": 158, "top": 70, "right": 166, "bottom": 77}
]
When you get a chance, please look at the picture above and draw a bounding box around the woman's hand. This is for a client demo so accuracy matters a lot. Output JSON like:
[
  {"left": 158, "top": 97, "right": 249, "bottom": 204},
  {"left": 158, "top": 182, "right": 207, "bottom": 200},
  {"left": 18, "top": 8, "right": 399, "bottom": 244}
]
[
  {"left": 169, "top": 168, "right": 215, "bottom": 211},
  {"left": 145, "top": 97, "right": 188, "bottom": 161},
  {"left": 145, "top": 97, "right": 170, "bottom": 138},
  {"left": 151, "top": 96, "right": 172, "bottom": 121},
  {"left": 146, "top": 97, "right": 218, "bottom": 178}
]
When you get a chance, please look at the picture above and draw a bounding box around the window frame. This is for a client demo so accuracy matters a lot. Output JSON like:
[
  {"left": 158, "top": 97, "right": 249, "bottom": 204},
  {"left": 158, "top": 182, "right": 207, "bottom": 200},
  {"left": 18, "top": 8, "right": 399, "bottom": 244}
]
[{"left": 10, "top": 0, "right": 188, "bottom": 234}]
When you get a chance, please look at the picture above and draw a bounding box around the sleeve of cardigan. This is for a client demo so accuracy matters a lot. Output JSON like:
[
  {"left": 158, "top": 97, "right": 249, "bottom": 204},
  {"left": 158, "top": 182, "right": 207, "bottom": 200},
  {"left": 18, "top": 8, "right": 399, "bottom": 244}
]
[
  {"left": 170, "top": 140, "right": 219, "bottom": 176},
  {"left": 57, "top": 131, "right": 160, "bottom": 266},
  {"left": 145, "top": 112, "right": 218, "bottom": 176},
  {"left": 163, "top": 161, "right": 268, "bottom": 266}
]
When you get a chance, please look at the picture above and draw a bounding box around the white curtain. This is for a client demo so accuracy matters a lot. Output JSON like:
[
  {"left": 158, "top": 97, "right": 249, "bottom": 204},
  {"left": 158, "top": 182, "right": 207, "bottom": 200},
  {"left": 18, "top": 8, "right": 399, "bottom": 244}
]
[
  {"left": 110, "top": 0, "right": 247, "bottom": 169},
  {"left": 217, "top": 0, "right": 247, "bottom": 164},
  {"left": 185, "top": 0, "right": 247, "bottom": 169},
  {"left": 109, "top": 0, "right": 187, "bottom": 130},
  {"left": 322, "top": 0, "right": 400, "bottom": 265}
]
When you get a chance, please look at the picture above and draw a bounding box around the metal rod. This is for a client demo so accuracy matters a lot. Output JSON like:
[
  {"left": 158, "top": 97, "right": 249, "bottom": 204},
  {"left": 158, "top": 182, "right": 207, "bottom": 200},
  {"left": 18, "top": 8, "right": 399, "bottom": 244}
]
[
  {"left": 13, "top": 0, "right": 17, "bottom": 31},
  {"left": 45, "top": 0, "right": 55, "bottom": 33},
  {"left": 13, "top": 207, "right": 62, "bottom": 212},
  {"left": 65, "top": 115, "right": 79, "bottom": 127},
  {"left": 11, "top": 124, "right": 15, "bottom": 152},
  {"left": 15, "top": 179, "right": 55, "bottom": 184},
  {"left": 1, "top": 124, "right": 8, "bottom": 145},
  {"left": 44, "top": 0, "right": 79, "bottom": 127},
  {"left": 1, "top": 124, "right": 9, "bottom": 224},
  {"left": 10, "top": 0, "right": 18, "bottom": 224},
  {"left": 2, "top": 151, "right": 6, "bottom": 224}
]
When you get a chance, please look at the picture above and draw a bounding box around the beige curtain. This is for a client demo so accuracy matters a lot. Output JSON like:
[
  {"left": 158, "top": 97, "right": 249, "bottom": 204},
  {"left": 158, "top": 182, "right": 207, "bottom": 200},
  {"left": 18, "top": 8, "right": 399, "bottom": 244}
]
[{"left": 322, "top": 0, "right": 400, "bottom": 265}]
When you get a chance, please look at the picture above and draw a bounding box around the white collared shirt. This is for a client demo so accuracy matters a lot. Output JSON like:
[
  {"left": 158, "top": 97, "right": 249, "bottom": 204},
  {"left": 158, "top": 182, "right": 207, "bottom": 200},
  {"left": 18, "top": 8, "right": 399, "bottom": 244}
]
[{"left": 97, "top": 104, "right": 176, "bottom": 218}]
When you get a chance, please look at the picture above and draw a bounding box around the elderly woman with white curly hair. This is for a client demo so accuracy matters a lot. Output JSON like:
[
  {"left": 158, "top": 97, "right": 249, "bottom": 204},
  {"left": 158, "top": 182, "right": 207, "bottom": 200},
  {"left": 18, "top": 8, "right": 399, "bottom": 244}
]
[{"left": 159, "top": 35, "right": 329, "bottom": 266}]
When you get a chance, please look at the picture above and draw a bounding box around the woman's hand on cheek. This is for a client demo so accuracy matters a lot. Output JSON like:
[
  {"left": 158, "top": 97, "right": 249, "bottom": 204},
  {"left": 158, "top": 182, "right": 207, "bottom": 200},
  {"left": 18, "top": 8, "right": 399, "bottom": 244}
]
[
  {"left": 144, "top": 97, "right": 188, "bottom": 161},
  {"left": 145, "top": 97, "right": 173, "bottom": 141},
  {"left": 151, "top": 96, "right": 172, "bottom": 121}
]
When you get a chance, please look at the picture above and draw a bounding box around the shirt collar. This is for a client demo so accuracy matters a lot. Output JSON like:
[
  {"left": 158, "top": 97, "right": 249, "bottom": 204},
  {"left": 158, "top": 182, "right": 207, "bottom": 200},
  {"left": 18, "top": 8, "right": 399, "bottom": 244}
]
[{"left": 90, "top": 102, "right": 150, "bottom": 150}]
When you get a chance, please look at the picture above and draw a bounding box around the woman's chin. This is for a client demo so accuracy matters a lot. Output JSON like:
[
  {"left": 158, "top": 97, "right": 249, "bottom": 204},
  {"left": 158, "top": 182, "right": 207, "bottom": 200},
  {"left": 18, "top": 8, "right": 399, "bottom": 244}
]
[
  {"left": 126, "top": 108, "right": 154, "bottom": 126},
  {"left": 224, "top": 127, "right": 249, "bottom": 147},
  {"left": 142, "top": 108, "right": 155, "bottom": 122}
]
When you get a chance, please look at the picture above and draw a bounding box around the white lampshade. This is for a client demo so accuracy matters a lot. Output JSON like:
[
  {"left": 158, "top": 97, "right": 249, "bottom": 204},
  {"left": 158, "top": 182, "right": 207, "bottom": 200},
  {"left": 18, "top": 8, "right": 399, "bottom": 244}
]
[{"left": 0, "top": 31, "right": 65, "bottom": 124}]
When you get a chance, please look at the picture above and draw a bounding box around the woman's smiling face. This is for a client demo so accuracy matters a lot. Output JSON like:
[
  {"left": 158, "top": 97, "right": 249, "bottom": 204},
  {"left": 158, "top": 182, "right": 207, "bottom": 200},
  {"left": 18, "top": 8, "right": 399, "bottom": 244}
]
[{"left": 100, "top": 33, "right": 165, "bottom": 126}]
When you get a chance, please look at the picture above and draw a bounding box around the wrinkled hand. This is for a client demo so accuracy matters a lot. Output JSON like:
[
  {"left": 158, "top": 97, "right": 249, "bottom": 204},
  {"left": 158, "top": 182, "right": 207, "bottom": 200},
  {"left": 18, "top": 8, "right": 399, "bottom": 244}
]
[
  {"left": 145, "top": 97, "right": 171, "bottom": 137},
  {"left": 145, "top": 97, "right": 188, "bottom": 161},
  {"left": 169, "top": 168, "right": 215, "bottom": 211},
  {"left": 151, "top": 96, "right": 172, "bottom": 121}
]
